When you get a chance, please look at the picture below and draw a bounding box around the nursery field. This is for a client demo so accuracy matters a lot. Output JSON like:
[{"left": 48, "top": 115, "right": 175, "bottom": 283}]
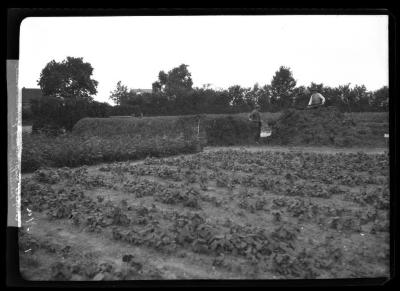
[
  {"left": 19, "top": 148, "right": 390, "bottom": 280},
  {"left": 22, "top": 110, "right": 389, "bottom": 173}
]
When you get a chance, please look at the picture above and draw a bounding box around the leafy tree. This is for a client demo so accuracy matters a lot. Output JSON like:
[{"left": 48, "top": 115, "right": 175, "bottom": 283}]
[
  {"left": 109, "top": 81, "right": 134, "bottom": 106},
  {"left": 270, "top": 66, "right": 297, "bottom": 110},
  {"left": 371, "top": 86, "right": 389, "bottom": 111},
  {"left": 336, "top": 84, "right": 368, "bottom": 112},
  {"left": 318, "top": 86, "right": 333, "bottom": 106},
  {"left": 228, "top": 85, "right": 250, "bottom": 112},
  {"left": 192, "top": 88, "right": 232, "bottom": 114},
  {"left": 152, "top": 71, "right": 167, "bottom": 93},
  {"left": 244, "top": 84, "right": 260, "bottom": 109},
  {"left": 352, "top": 85, "right": 369, "bottom": 112},
  {"left": 212, "top": 90, "right": 234, "bottom": 113},
  {"left": 38, "top": 57, "right": 98, "bottom": 101},
  {"left": 307, "top": 82, "right": 324, "bottom": 94},
  {"left": 336, "top": 83, "right": 352, "bottom": 112},
  {"left": 292, "top": 86, "right": 309, "bottom": 108},
  {"left": 152, "top": 64, "right": 193, "bottom": 97},
  {"left": 257, "top": 85, "right": 272, "bottom": 112}
]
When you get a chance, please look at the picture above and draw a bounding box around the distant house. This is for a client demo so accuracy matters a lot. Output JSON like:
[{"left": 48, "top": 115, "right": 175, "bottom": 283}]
[
  {"left": 22, "top": 87, "right": 43, "bottom": 111},
  {"left": 131, "top": 89, "right": 152, "bottom": 95}
]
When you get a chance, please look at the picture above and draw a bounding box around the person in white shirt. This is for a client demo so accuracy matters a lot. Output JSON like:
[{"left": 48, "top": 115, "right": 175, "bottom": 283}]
[{"left": 308, "top": 92, "right": 326, "bottom": 107}]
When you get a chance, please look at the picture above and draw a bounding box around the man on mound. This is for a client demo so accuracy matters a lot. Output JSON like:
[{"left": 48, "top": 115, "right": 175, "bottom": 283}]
[
  {"left": 307, "top": 90, "right": 326, "bottom": 109},
  {"left": 248, "top": 104, "right": 262, "bottom": 144}
]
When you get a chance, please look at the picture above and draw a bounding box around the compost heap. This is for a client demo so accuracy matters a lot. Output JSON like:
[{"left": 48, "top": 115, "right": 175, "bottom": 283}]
[{"left": 268, "top": 106, "right": 362, "bottom": 147}]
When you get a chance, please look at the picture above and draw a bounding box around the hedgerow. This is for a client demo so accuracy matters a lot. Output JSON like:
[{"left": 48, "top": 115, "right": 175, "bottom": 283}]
[
  {"left": 23, "top": 114, "right": 261, "bottom": 172},
  {"left": 72, "top": 115, "right": 202, "bottom": 140},
  {"left": 202, "top": 115, "right": 257, "bottom": 146},
  {"left": 268, "top": 107, "right": 388, "bottom": 147},
  {"left": 73, "top": 115, "right": 258, "bottom": 146},
  {"left": 22, "top": 133, "right": 199, "bottom": 173}
]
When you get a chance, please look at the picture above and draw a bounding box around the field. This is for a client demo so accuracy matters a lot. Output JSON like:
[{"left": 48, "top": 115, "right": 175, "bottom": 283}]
[
  {"left": 22, "top": 111, "right": 389, "bottom": 173},
  {"left": 19, "top": 148, "right": 389, "bottom": 280}
]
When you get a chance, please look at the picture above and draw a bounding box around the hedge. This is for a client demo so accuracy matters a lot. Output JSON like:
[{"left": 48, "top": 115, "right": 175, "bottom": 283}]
[
  {"left": 21, "top": 133, "right": 200, "bottom": 173},
  {"left": 72, "top": 115, "right": 258, "bottom": 146}
]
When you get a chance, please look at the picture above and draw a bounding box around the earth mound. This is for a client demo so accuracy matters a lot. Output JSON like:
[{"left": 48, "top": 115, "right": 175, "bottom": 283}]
[{"left": 268, "top": 106, "right": 366, "bottom": 147}]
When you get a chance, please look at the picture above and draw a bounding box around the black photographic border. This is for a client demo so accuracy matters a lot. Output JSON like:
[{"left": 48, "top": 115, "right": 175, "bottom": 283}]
[{"left": 6, "top": 7, "right": 398, "bottom": 288}]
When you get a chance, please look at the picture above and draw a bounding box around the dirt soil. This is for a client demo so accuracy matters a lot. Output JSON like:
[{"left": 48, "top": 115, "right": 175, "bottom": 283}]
[{"left": 19, "top": 147, "right": 390, "bottom": 280}]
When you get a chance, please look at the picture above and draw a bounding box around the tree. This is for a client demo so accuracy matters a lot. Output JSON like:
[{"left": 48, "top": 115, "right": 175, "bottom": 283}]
[
  {"left": 319, "top": 86, "right": 338, "bottom": 107},
  {"left": 228, "top": 85, "right": 249, "bottom": 112},
  {"left": 270, "top": 66, "right": 297, "bottom": 110},
  {"left": 38, "top": 57, "right": 98, "bottom": 101},
  {"left": 152, "top": 71, "right": 167, "bottom": 93},
  {"left": 244, "top": 84, "right": 260, "bottom": 109},
  {"left": 109, "top": 81, "right": 134, "bottom": 106},
  {"left": 152, "top": 64, "right": 193, "bottom": 97},
  {"left": 257, "top": 85, "right": 272, "bottom": 112},
  {"left": 371, "top": 86, "right": 389, "bottom": 111},
  {"left": 335, "top": 83, "right": 351, "bottom": 112},
  {"left": 151, "top": 64, "right": 196, "bottom": 114},
  {"left": 307, "top": 82, "right": 324, "bottom": 93},
  {"left": 352, "top": 85, "right": 369, "bottom": 112},
  {"left": 292, "top": 86, "right": 309, "bottom": 108}
]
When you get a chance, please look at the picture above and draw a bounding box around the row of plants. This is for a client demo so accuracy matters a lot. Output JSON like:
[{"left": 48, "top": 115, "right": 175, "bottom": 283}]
[
  {"left": 73, "top": 114, "right": 259, "bottom": 146},
  {"left": 19, "top": 175, "right": 319, "bottom": 278},
  {"left": 21, "top": 133, "right": 200, "bottom": 173},
  {"left": 20, "top": 146, "right": 390, "bottom": 279},
  {"left": 22, "top": 114, "right": 261, "bottom": 173}
]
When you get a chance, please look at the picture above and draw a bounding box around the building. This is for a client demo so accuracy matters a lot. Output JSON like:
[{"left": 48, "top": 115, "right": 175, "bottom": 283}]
[
  {"left": 131, "top": 89, "right": 152, "bottom": 95},
  {"left": 22, "top": 87, "right": 43, "bottom": 111}
]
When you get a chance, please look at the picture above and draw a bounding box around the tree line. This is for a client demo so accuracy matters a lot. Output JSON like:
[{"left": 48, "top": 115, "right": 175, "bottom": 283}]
[
  {"left": 110, "top": 64, "right": 389, "bottom": 114},
  {"left": 29, "top": 57, "right": 389, "bottom": 132}
]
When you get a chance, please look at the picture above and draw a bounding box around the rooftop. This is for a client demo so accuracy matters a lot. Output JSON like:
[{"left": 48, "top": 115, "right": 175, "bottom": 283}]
[{"left": 131, "top": 89, "right": 152, "bottom": 94}]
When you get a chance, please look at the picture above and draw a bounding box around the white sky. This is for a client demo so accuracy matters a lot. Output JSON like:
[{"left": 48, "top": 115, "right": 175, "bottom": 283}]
[{"left": 19, "top": 15, "right": 388, "bottom": 104}]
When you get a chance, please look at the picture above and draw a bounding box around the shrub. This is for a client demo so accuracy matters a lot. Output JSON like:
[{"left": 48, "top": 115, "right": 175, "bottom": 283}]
[
  {"left": 31, "top": 97, "right": 112, "bottom": 133},
  {"left": 73, "top": 115, "right": 202, "bottom": 140},
  {"left": 357, "top": 128, "right": 368, "bottom": 135},
  {"left": 22, "top": 107, "right": 34, "bottom": 125},
  {"left": 268, "top": 107, "right": 387, "bottom": 147},
  {"left": 21, "top": 134, "right": 50, "bottom": 172},
  {"left": 73, "top": 115, "right": 257, "bottom": 146},
  {"left": 203, "top": 116, "right": 257, "bottom": 146},
  {"left": 107, "top": 105, "right": 142, "bottom": 117}
]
